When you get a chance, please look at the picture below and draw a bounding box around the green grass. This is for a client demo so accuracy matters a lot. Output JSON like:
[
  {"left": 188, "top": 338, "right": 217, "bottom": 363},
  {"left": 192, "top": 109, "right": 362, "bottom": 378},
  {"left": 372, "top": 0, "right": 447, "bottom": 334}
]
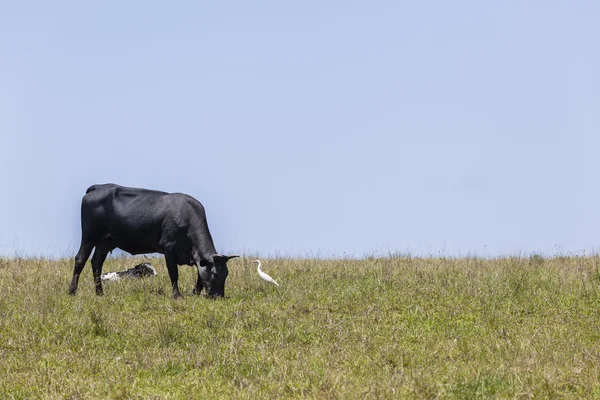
[{"left": 1, "top": 255, "right": 600, "bottom": 398}]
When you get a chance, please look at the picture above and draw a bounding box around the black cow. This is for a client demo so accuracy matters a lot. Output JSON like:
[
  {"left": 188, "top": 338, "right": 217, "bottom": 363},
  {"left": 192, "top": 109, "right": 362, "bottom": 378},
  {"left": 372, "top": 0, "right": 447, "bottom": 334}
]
[{"left": 69, "top": 184, "right": 238, "bottom": 298}]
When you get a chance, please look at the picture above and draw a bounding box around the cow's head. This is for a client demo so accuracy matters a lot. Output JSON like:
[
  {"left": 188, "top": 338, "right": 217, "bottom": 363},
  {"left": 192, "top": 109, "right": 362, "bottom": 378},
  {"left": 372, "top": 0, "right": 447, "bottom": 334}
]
[{"left": 200, "top": 254, "right": 239, "bottom": 298}]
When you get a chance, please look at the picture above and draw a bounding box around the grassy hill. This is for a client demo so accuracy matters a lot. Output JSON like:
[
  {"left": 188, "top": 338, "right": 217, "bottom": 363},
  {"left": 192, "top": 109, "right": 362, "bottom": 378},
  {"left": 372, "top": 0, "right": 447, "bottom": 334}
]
[{"left": 1, "top": 255, "right": 599, "bottom": 398}]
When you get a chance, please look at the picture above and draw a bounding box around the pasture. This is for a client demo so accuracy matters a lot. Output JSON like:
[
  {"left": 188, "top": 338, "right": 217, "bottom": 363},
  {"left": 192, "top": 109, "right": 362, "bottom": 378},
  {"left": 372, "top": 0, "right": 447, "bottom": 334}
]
[{"left": 1, "top": 255, "right": 600, "bottom": 398}]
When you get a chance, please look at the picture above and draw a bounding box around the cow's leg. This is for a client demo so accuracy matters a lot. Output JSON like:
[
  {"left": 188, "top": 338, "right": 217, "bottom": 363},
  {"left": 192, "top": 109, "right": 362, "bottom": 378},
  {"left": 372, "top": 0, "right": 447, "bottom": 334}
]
[
  {"left": 69, "top": 242, "right": 94, "bottom": 295},
  {"left": 193, "top": 265, "right": 204, "bottom": 295},
  {"left": 91, "top": 247, "right": 109, "bottom": 296},
  {"left": 164, "top": 253, "right": 182, "bottom": 299}
]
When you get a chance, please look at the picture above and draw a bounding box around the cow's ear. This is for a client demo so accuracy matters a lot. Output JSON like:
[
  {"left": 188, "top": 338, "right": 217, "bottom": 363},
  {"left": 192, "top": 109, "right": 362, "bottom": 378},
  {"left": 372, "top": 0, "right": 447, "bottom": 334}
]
[{"left": 213, "top": 254, "right": 239, "bottom": 263}]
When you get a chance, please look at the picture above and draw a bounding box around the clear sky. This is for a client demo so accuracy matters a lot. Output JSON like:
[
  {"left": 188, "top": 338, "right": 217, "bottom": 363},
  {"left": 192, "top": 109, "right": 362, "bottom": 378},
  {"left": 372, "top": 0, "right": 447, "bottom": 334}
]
[{"left": 1, "top": 1, "right": 599, "bottom": 258}]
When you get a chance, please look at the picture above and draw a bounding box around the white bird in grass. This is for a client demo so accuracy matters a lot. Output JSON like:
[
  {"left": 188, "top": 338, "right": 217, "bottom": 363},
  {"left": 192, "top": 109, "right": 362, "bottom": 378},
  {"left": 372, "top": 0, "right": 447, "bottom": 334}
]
[{"left": 254, "top": 260, "right": 279, "bottom": 286}]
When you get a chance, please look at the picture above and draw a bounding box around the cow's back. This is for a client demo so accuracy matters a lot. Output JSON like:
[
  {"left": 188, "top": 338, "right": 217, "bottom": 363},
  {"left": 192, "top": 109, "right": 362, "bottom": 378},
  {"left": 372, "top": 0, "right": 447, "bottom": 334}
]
[{"left": 80, "top": 184, "right": 172, "bottom": 254}]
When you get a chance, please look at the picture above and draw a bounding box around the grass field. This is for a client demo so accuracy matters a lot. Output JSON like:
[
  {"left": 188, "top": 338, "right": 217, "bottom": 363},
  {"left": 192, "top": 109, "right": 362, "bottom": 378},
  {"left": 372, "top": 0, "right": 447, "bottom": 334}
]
[{"left": 1, "top": 255, "right": 600, "bottom": 399}]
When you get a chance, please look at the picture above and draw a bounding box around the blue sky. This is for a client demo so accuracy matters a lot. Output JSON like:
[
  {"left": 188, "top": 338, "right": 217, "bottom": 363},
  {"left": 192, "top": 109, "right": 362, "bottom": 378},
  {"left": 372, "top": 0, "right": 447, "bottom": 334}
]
[{"left": 1, "top": 1, "right": 599, "bottom": 258}]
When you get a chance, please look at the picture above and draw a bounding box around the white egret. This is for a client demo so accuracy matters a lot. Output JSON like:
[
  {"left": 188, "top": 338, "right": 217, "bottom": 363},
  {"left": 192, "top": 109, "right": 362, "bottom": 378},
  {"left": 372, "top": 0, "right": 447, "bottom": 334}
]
[{"left": 254, "top": 260, "right": 279, "bottom": 286}]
